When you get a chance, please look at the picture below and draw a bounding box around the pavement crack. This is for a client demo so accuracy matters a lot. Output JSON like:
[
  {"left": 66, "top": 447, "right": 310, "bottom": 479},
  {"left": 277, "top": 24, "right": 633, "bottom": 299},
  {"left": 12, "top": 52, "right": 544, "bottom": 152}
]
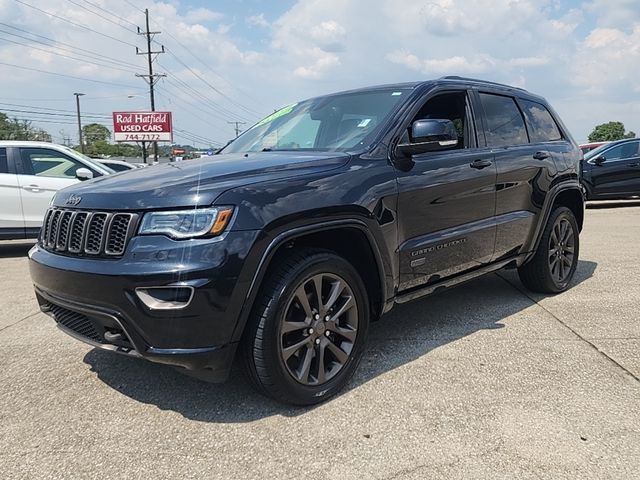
[
  {"left": 0, "top": 311, "right": 41, "bottom": 335},
  {"left": 496, "top": 273, "right": 640, "bottom": 384}
]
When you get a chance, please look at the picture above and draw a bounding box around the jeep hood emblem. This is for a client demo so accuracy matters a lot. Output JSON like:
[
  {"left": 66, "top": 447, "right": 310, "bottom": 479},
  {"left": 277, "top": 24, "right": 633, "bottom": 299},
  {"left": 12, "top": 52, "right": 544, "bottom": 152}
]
[{"left": 65, "top": 194, "right": 82, "bottom": 206}]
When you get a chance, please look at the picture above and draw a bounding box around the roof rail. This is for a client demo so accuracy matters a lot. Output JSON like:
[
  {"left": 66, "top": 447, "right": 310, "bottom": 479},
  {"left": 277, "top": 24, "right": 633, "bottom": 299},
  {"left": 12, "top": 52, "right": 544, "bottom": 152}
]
[{"left": 439, "top": 76, "right": 528, "bottom": 92}]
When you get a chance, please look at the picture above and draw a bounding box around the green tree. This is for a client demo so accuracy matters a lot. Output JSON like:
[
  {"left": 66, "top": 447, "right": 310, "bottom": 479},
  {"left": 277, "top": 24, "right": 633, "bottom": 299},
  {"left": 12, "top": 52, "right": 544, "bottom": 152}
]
[
  {"left": 82, "top": 123, "right": 111, "bottom": 145},
  {"left": 588, "top": 121, "right": 636, "bottom": 142},
  {"left": 0, "top": 112, "right": 52, "bottom": 141}
]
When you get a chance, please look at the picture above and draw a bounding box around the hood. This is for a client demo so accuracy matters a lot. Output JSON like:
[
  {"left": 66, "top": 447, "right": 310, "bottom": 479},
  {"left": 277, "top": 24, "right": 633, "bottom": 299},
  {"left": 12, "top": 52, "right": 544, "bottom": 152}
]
[{"left": 52, "top": 151, "right": 350, "bottom": 210}]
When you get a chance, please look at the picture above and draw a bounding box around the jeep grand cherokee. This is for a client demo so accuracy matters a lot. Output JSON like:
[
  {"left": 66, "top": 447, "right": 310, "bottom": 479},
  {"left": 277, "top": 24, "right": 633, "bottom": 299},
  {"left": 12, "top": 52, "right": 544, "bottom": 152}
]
[{"left": 29, "top": 76, "right": 584, "bottom": 405}]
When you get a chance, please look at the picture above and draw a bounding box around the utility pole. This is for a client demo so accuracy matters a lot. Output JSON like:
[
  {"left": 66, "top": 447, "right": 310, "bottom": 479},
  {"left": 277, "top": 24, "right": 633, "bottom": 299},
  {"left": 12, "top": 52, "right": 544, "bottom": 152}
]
[
  {"left": 136, "top": 8, "right": 165, "bottom": 163},
  {"left": 228, "top": 121, "right": 246, "bottom": 138},
  {"left": 73, "top": 92, "right": 85, "bottom": 153}
]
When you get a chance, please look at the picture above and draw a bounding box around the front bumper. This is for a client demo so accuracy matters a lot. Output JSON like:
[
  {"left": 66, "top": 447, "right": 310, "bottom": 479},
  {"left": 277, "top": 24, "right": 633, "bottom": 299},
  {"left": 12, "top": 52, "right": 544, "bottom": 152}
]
[{"left": 29, "top": 230, "right": 261, "bottom": 381}]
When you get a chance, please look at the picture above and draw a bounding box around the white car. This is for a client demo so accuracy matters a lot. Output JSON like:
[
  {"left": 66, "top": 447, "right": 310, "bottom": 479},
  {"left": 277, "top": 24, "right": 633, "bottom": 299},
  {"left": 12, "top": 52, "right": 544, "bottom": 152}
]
[{"left": 0, "top": 141, "right": 113, "bottom": 240}]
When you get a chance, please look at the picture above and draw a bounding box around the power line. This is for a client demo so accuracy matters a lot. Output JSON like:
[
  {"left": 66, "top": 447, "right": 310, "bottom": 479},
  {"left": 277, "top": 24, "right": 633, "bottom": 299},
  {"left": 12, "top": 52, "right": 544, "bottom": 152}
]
[
  {"left": 64, "top": 0, "right": 138, "bottom": 35},
  {"left": 80, "top": 0, "right": 140, "bottom": 28},
  {"left": 121, "top": 0, "right": 144, "bottom": 13},
  {"left": 157, "top": 38, "right": 267, "bottom": 115},
  {"left": 157, "top": 64, "right": 257, "bottom": 123},
  {"left": 0, "top": 61, "right": 146, "bottom": 89},
  {"left": 161, "top": 46, "right": 262, "bottom": 119},
  {"left": 0, "top": 102, "right": 111, "bottom": 116},
  {"left": 154, "top": 88, "right": 228, "bottom": 131},
  {"left": 0, "top": 23, "right": 141, "bottom": 70},
  {"left": 0, "top": 107, "right": 111, "bottom": 120},
  {"left": 14, "top": 0, "right": 139, "bottom": 48},
  {"left": 0, "top": 35, "right": 134, "bottom": 74}
]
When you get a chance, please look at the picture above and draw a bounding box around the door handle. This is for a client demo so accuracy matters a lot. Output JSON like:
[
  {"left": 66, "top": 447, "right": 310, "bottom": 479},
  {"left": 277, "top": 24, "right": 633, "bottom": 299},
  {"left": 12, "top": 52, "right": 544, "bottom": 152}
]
[
  {"left": 629, "top": 162, "right": 640, "bottom": 167},
  {"left": 23, "top": 184, "right": 42, "bottom": 193},
  {"left": 470, "top": 159, "right": 492, "bottom": 169},
  {"left": 533, "top": 151, "right": 550, "bottom": 160}
]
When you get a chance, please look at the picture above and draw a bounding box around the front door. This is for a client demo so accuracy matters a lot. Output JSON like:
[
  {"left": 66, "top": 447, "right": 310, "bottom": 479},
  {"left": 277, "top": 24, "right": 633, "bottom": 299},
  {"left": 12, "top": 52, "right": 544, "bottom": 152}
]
[
  {"left": 16, "top": 147, "right": 81, "bottom": 229},
  {"left": 394, "top": 90, "right": 497, "bottom": 291},
  {"left": 590, "top": 140, "right": 640, "bottom": 197}
]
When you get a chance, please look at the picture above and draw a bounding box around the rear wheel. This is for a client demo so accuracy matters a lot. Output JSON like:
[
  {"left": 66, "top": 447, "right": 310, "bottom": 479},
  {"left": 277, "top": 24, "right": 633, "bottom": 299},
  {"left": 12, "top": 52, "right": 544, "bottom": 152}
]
[
  {"left": 518, "top": 206, "right": 579, "bottom": 293},
  {"left": 242, "top": 249, "right": 369, "bottom": 405}
]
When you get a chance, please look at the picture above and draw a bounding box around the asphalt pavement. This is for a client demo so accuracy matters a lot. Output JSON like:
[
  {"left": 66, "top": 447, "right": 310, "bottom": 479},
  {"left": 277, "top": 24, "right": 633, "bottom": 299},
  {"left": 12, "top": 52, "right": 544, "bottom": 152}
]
[{"left": 1, "top": 201, "right": 639, "bottom": 479}]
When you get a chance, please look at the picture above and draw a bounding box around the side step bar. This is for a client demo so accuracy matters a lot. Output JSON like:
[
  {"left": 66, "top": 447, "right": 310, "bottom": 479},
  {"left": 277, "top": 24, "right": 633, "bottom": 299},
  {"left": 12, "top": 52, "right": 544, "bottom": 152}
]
[{"left": 395, "top": 258, "right": 518, "bottom": 304}]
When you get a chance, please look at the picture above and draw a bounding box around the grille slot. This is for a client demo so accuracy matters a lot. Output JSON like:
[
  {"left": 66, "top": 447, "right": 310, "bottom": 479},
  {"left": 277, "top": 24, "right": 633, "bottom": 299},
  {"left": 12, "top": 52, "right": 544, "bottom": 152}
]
[
  {"left": 47, "top": 304, "right": 105, "bottom": 344},
  {"left": 85, "top": 213, "right": 108, "bottom": 254},
  {"left": 105, "top": 214, "right": 133, "bottom": 256},
  {"left": 39, "top": 208, "right": 137, "bottom": 258},
  {"left": 55, "top": 211, "right": 73, "bottom": 250},
  {"left": 68, "top": 212, "right": 89, "bottom": 253}
]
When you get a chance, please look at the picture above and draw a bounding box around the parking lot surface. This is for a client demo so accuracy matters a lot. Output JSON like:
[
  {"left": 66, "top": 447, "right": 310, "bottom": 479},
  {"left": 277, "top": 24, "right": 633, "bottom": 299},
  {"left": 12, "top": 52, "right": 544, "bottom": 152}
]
[{"left": 1, "top": 202, "right": 639, "bottom": 479}]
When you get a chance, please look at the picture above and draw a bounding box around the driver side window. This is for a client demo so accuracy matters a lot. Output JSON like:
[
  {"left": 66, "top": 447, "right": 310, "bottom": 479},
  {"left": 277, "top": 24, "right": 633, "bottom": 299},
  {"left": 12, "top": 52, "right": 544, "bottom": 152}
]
[
  {"left": 408, "top": 91, "right": 473, "bottom": 149},
  {"left": 20, "top": 148, "right": 86, "bottom": 179}
]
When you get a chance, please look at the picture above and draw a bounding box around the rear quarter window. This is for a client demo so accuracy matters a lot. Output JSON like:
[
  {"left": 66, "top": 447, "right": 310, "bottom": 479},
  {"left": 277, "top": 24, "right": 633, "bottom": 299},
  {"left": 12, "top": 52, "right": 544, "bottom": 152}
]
[{"left": 520, "top": 99, "right": 562, "bottom": 143}]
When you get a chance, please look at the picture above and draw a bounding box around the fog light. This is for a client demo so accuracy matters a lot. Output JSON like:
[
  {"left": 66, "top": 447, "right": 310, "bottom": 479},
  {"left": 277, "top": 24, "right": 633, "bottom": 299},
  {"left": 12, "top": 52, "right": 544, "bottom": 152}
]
[{"left": 135, "top": 286, "right": 194, "bottom": 310}]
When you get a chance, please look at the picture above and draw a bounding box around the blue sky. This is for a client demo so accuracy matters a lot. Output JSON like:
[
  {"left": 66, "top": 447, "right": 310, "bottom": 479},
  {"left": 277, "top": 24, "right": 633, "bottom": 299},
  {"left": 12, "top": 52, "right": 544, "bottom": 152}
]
[{"left": 0, "top": 0, "right": 638, "bottom": 146}]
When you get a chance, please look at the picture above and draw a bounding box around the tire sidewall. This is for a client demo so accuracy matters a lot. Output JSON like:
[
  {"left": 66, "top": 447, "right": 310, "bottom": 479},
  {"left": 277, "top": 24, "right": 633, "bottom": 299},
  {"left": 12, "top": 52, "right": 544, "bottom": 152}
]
[{"left": 259, "top": 253, "right": 369, "bottom": 404}]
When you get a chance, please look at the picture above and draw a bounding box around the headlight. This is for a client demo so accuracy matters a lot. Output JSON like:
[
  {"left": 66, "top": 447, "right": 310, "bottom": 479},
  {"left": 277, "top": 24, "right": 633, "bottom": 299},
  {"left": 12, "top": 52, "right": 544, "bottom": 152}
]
[{"left": 138, "top": 207, "right": 234, "bottom": 239}]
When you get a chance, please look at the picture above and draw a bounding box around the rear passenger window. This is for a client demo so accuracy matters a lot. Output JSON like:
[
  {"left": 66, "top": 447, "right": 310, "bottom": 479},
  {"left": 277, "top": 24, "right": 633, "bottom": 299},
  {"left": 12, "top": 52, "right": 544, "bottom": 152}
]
[
  {"left": 520, "top": 100, "right": 562, "bottom": 142},
  {"left": 0, "top": 148, "right": 7, "bottom": 173},
  {"left": 479, "top": 93, "right": 528, "bottom": 147}
]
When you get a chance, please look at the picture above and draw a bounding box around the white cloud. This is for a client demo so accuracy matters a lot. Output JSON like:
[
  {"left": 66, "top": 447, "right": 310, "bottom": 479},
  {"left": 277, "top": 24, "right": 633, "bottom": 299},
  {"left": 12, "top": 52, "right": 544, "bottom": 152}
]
[
  {"left": 293, "top": 49, "right": 341, "bottom": 79},
  {"left": 0, "top": 0, "right": 638, "bottom": 145},
  {"left": 246, "top": 14, "right": 269, "bottom": 28},
  {"left": 183, "top": 7, "right": 223, "bottom": 24}
]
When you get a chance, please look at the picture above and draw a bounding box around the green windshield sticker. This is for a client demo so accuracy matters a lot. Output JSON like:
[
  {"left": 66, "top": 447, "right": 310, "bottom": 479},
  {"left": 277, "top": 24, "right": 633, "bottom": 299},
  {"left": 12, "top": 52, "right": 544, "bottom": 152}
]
[{"left": 256, "top": 103, "right": 298, "bottom": 127}]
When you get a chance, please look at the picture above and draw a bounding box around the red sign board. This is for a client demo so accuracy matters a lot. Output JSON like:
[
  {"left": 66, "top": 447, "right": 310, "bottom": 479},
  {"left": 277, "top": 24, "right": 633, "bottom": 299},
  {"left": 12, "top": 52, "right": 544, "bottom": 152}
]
[{"left": 112, "top": 111, "right": 172, "bottom": 142}]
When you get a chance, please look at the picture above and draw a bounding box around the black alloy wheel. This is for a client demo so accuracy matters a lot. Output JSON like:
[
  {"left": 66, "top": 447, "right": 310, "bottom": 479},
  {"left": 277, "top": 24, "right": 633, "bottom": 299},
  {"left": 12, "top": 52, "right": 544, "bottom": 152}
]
[
  {"left": 518, "top": 206, "right": 580, "bottom": 293},
  {"left": 242, "top": 249, "right": 369, "bottom": 405},
  {"left": 279, "top": 273, "right": 358, "bottom": 386},
  {"left": 548, "top": 217, "right": 576, "bottom": 285}
]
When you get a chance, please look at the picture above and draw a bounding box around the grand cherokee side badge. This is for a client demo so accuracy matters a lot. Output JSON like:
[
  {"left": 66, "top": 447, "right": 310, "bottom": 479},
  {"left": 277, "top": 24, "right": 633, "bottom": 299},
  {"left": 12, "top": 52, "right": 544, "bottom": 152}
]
[{"left": 65, "top": 194, "right": 82, "bottom": 206}]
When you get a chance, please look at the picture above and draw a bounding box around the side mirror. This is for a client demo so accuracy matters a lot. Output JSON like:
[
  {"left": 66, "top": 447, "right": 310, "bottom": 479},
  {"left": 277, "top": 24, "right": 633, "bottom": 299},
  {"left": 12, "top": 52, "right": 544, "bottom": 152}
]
[
  {"left": 397, "top": 119, "right": 458, "bottom": 156},
  {"left": 75, "top": 167, "right": 94, "bottom": 181},
  {"left": 593, "top": 155, "right": 606, "bottom": 166}
]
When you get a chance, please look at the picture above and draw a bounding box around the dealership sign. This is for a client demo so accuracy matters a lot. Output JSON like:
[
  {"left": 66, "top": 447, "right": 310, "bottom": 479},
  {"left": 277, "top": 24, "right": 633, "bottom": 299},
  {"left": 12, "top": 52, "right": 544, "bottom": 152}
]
[{"left": 112, "top": 111, "right": 173, "bottom": 142}]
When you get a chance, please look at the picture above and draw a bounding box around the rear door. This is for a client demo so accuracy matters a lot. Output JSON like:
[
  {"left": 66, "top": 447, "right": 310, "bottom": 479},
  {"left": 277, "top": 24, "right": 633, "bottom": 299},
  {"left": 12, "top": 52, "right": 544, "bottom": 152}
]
[
  {"left": 590, "top": 140, "right": 640, "bottom": 197},
  {"left": 476, "top": 92, "right": 558, "bottom": 260},
  {"left": 16, "top": 147, "right": 83, "bottom": 230},
  {"left": 0, "top": 147, "right": 26, "bottom": 238}
]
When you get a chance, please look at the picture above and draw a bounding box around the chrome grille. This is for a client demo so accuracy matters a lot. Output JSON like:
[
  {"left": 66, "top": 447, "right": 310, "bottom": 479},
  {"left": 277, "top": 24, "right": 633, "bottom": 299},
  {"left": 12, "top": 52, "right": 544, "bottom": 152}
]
[{"left": 39, "top": 208, "right": 137, "bottom": 258}]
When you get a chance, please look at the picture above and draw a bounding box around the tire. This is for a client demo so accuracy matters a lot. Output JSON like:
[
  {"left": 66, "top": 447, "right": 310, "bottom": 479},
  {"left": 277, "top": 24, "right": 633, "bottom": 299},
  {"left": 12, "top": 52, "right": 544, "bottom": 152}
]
[
  {"left": 518, "top": 206, "right": 580, "bottom": 293},
  {"left": 242, "top": 248, "right": 370, "bottom": 405}
]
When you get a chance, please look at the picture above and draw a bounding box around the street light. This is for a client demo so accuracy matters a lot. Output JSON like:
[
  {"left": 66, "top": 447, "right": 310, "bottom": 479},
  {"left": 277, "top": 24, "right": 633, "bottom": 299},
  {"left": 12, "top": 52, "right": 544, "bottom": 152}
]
[{"left": 73, "top": 92, "right": 85, "bottom": 153}]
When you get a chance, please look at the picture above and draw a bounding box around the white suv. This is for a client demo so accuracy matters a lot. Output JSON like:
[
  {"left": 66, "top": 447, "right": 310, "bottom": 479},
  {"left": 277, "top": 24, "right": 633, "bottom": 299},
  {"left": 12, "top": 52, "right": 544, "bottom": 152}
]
[{"left": 0, "top": 141, "right": 113, "bottom": 240}]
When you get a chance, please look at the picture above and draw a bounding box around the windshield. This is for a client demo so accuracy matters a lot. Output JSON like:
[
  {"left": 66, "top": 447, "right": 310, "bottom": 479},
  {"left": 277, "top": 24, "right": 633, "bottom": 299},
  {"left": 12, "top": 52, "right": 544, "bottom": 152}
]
[
  {"left": 583, "top": 143, "right": 610, "bottom": 161},
  {"left": 221, "top": 88, "right": 409, "bottom": 154},
  {"left": 60, "top": 146, "right": 115, "bottom": 174}
]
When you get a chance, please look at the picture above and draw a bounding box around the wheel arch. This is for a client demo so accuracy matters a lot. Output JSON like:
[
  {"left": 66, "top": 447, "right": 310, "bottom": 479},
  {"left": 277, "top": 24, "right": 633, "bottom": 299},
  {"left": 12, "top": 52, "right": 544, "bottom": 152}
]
[
  {"left": 231, "top": 220, "right": 388, "bottom": 343},
  {"left": 525, "top": 183, "right": 584, "bottom": 261}
]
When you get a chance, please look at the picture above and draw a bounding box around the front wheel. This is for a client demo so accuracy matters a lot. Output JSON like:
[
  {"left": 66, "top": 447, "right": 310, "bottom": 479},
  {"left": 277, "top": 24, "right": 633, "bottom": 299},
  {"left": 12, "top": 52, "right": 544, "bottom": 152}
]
[
  {"left": 518, "top": 206, "right": 580, "bottom": 293},
  {"left": 242, "top": 249, "right": 369, "bottom": 405}
]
